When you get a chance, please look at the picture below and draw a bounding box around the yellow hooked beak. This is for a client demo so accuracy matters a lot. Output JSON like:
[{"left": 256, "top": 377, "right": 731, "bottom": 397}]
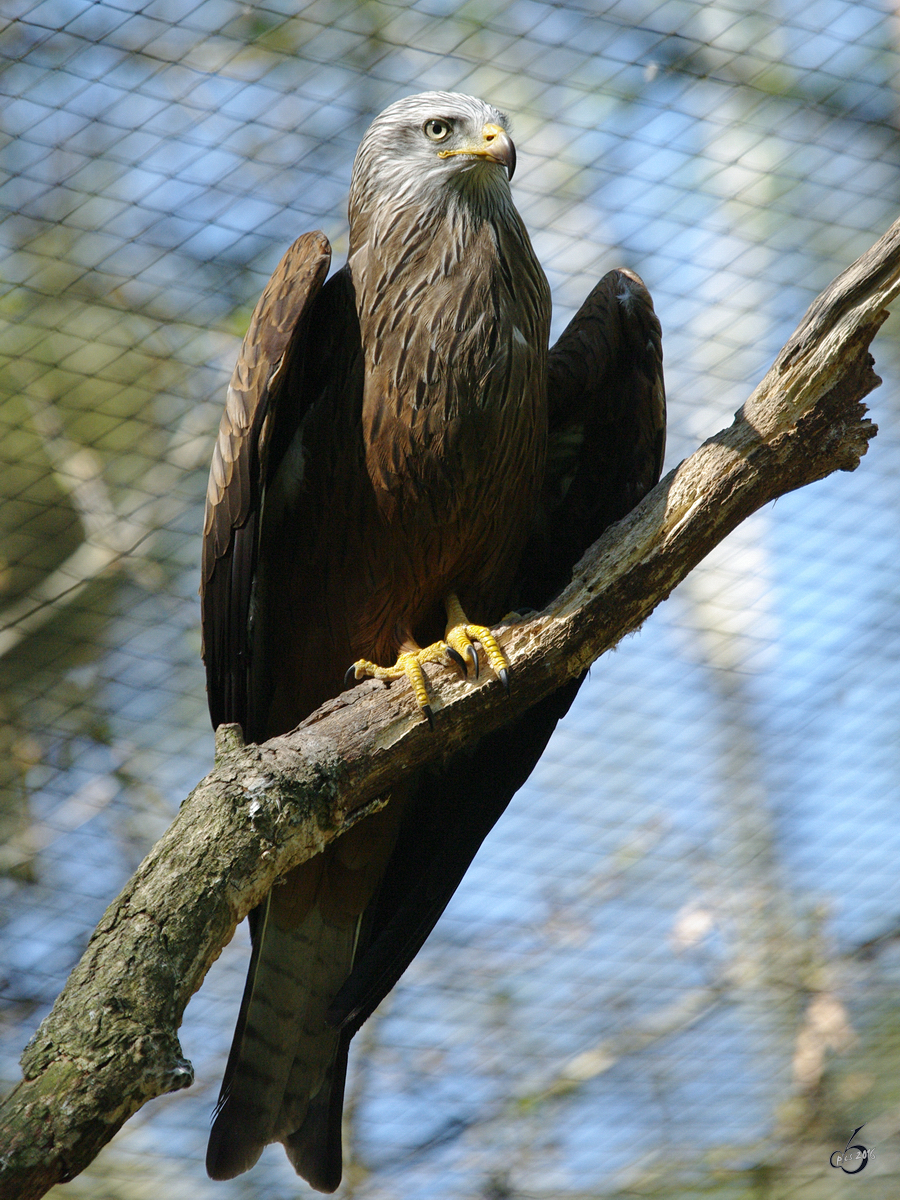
[{"left": 438, "top": 123, "right": 516, "bottom": 179}]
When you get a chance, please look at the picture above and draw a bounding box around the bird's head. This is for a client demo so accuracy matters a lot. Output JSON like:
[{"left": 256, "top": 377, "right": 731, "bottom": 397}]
[{"left": 349, "top": 92, "right": 517, "bottom": 231}]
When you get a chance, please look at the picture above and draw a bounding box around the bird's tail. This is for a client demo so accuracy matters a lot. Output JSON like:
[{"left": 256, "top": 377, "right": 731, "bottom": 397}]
[
  {"left": 206, "top": 800, "right": 406, "bottom": 1190},
  {"left": 205, "top": 857, "right": 357, "bottom": 1191}
]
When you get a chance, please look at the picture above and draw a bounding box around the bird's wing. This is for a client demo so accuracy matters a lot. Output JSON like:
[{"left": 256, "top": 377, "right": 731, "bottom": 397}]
[
  {"left": 202, "top": 232, "right": 376, "bottom": 1191},
  {"left": 523, "top": 267, "right": 666, "bottom": 608},
  {"left": 200, "top": 231, "right": 332, "bottom": 733},
  {"left": 328, "top": 268, "right": 666, "bottom": 1035}
]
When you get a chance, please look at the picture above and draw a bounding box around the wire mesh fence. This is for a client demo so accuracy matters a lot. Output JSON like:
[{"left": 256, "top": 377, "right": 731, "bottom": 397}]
[{"left": 2, "top": 0, "right": 900, "bottom": 1196}]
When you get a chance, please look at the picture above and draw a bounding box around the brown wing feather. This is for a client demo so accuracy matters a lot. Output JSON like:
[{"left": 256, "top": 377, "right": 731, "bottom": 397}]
[
  {"left": 521, "top": 267, "right": 665, "bottom": 607},
  {"left": 201, "top": 231, "right": 331, "bottom": 731}
]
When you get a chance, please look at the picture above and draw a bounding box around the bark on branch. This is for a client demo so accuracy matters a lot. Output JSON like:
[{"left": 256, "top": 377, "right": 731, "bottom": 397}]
[{"left": 2, "top": 216, "right": 899, "bottom": 1199}]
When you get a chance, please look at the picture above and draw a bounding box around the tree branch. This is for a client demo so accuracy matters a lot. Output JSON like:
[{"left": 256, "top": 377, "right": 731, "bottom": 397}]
[{"left": 2, "top": 216, "right": 898, "bottom": 1200}]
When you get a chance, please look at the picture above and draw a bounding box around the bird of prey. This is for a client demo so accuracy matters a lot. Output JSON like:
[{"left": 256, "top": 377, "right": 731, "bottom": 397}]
[{"left": 201, "top": 92, "right": 665, "bottom": 1191}]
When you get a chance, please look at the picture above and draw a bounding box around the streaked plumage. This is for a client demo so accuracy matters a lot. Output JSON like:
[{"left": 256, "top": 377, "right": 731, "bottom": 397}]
[{"left": 201, "top": 92, "right": 665, "bottom": 1191}]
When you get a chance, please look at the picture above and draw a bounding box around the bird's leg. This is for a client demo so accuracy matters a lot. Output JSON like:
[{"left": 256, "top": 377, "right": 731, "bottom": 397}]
[
  {"left": 344, "top": 640, "right": 467, "bottom": 728},
  {"left": 442, "top": 592, "right": 510, "bottom": 694},
  {"left": 344, "top": 595, "right": 509, "bottom": 725}
]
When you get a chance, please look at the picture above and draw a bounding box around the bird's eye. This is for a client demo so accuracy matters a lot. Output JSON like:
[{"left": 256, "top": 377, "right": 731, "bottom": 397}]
[{"left": 424, "top": 119, "right": 452, "bottom": 142}]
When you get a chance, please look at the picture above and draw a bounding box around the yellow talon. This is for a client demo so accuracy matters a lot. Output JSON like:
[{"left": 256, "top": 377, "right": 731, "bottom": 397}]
[
  {"left": 443, "top": 593, "right": 510, "bottom": 691},
  {"left": 397, "top": 650, "right": 434, "bottom": 714},
  {"left": 343, "top": 593, "right": 511, "bottom": 725},
  {"left": 344, "top": 644, "right": 454, "bottom": 726}
]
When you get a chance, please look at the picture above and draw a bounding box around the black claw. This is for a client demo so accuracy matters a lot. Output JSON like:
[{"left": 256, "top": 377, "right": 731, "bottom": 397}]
[
  {"left": 344, "top": 665, "right": 359, "bottom": 689},
  {"left": 422, "top": 703, "right": 435, "bottom": 730},
  {"left": 498, "top": 666, "right": 510, "bottom": 695},
  {"left": 465, "top": 642, "right": 479, "bottom": 680},
  {"left": 446, "top": 646, "right": 468, "bottom": 677}
]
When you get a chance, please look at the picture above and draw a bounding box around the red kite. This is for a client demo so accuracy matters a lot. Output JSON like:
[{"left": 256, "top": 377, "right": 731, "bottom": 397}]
[{"left": 201, "top": 91, "right": 665, "bottom": 1191}]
